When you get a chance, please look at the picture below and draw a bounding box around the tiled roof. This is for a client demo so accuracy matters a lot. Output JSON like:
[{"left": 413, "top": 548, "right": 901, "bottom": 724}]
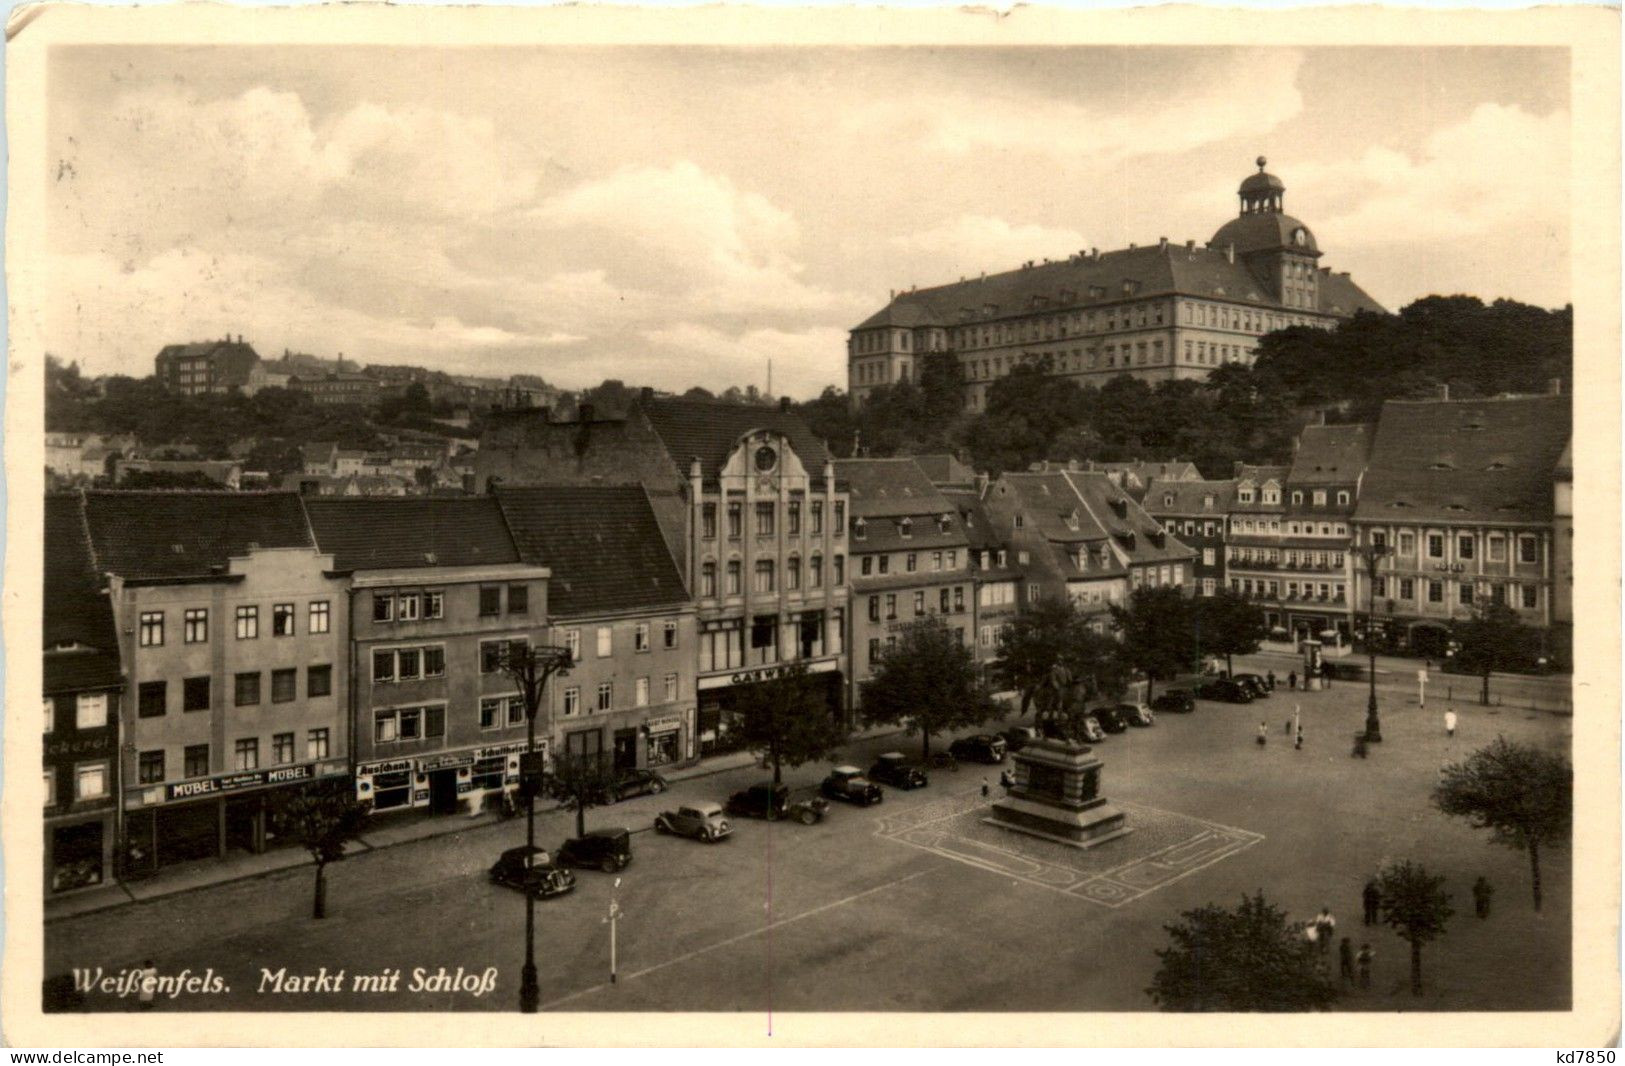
[
  {"left": 82, "top": 491, "right": 314, "bottom": 580},
  {"left": 305, "top": 496, "right": 519, "bottom": 571},
  {"left": 853, "top": 242, "right": 1384, "bottom": 332},
  {"left": 494, "top": 485, "right": 689, "bottom": 617},
  {"left": 833, "top": 459, "right": 953, "bottom": 519},
  {"left": 1062, "top": 471, "right": 1195, "bottom": 565},
  {"left": 44, "top": 495, "right": 120, "bottom": 673},
  {"left": 1143, "top": 478, "right": 1238, "bottom": 516},
  {"left": 640, "top": 398, "right": 831, "bottom": 482},
  {"left": 1289, "top": 424, "right": 1374, "bottom": 486},
  {"left": 941, "top": 488, "right": 1005, "bottom": 552},
  {"left": 45, "top": 650, "right": 121, "bottom": 695},
  {"left": 911, "top": 453, "right": 977, "bottom": 486},
  {"left": 1354, "top": 395, "right": 1571, "bottom": 526}
]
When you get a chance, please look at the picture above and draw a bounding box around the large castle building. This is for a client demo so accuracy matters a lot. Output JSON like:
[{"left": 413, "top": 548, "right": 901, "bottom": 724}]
[{"left": 847, "top": 159, "right": 1385, "bottom": 410}]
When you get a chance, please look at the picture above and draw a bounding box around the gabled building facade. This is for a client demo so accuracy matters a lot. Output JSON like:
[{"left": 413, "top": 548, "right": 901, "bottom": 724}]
[
  {"left": 1277, "top": 423, "right": 1374, "bottom": 644},
  {"left": 1142, "top": 478, "right": 1237, "bottom": 597},
  {"left": 1222, "top": 464, "right": 1290, "bottom": 637},
  {"left": 154, "top": 337, "right": 260, "bottom": 396}
]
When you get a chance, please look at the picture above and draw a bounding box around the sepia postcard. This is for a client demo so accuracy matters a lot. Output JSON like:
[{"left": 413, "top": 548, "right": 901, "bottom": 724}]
[{"left": 2, "top": 2, "right": 1619, "bottom": 1049}]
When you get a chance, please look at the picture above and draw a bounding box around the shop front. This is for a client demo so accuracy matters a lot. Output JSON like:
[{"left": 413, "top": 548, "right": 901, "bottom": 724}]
[
  {"left": 45, "top": 729, "right": 118, "bottom": 894},
  {"left": 47, "top": 815, "right": 114, "bottom": 894},
  {"left": 696, "top": 658, "right": 844, "bottom": 757},
  {"left": 356, "top": 740, "right": 537, "bottom": 816}
]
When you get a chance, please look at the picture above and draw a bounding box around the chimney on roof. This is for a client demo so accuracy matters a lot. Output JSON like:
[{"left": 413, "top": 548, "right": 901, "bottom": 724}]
[
  {"left": 1158, "top": 237, "right": 1168, "bottom": 250},
  {"left": 1185, "top": 239, "right": 1195, "bottom": 253},
  {"left": 779, "top": 396, "right": 791, "bottom": 413},
  {"left": 1225, "top": 244, "right": 1235, "bottom": 264},
  {"left": 1128, "top": 243, "right": 1136, "bottom": 251},
  {"left": 640, "top": 386, "right": 653, "bottom": 403},
  {"left": 1090, "top": 248, "right": 1099, "bottom": 260},
  {"left": 1437, "top": 384, "right": 1450, "bottom": 402},
  {"left": 1109, "top": 498, "right": 1128, "bottom": 519},
  {"left": 1549, "top": 378, "right": 1563, "bottom": 396}
]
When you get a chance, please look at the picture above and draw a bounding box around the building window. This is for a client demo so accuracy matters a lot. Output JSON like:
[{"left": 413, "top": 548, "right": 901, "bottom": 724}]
[
  {"left": 1028, "top": 583, "right": 1040, "bottom": 602},
  {"left": 663, "top": 620, "right": 678, "bottom": 649},
  {"left": 185, "top": 744, "right": 210, "bottom": 778},
  {"left": 562, "top": 629, "right": 581, "bottom": 662},
  {"left": 1459, "top": 583, "right": 1474, "bottom": 605},
  {"left": 1427, "top": 534, "right": 1444, "bottom": 559},
  {"left": 73, "top": 692, "right": 107, "bottom": 730},
  {"left": 755, "top": 501, "right": 777, "bottom": 539},
  {"left": 1399, "top": 578, "right": 1414, "bottom": 600},
  {"left": 884, "top": 594, "right": 897, "bottom": 620},
  {"left": 834, "top": 502, "right": 845, "bottom": 534},
  {"left": 273, "top": 733, "right": 296, "bottom": 764},
  {"left": 635, "top": 677, "right": 650, "bottom": 707},
  {"left": 1427, "top": 580, "right": 1444, "bottom": 603},
  {"left": 913, "top": 591, "right": 926, "bottom": 616},
  {"left": 396, "top": 594, "right": 420, "bottom": 622},
  {"left": 726, "top": 561, "right": 742, "bottom": 595},
  {"left": 834, "top": 555, "right": 844, "bottom": 584},
  {"left": 184, "top": 608, "right": 209, "bottom": 644},
  {"left": 700, "top": 561, "right": 718, "bottom": 597},
  {"left": 301, "top": 664, "right": 330, "bottom": 698},
  {"left": 1399, "top": 532, "right": 1416, "bottom": 556},
  {"left": 138, "top": 750, "right": 165, "bottom": 784},
  {"left": 562, "top": 687, "right": 580, "bottom": 717},
  {"left": 788, "top": 500, "right": 801, "bottom": 535},
  {"left": 954, "top": 587, "right": 965, "bottom": 611},
  {"left": 727, "top": 502, "right": 743, "bottom": 539},
  {"left": 597, "top": 682, "right": 613, "bottom": 712},
  {"left": 183, "top": 676, "right": 210, "bottom": 712},
  {"left": 373, "top": 594, "right": 394, "bottom": 623},
  {"left": 479, "top": 587, "right": 502, "bottom": 617},
  {"left": 1487, "top": 536, "right": 1506, "bottom": 562},
  {"left": 702, "top": 503, "right": 718, "bottom": 539},
  {"left": 812, "top": 501, "right": 824, "bottom": 534},
  {"left": 234, "top": 738, "right": 259, "bottom": 771},
  {"left": 906, "top": 553, "right": 917, "bottom": 573},
  {"left": 1521, "top": 584, "right": 1538, "bottom": 609},
  {"left": 634, "top": 622, "right": 651, "bottom": 652},
  {"left": 1458, "top": 535, "right": 1475, "bottom": 560},
  {"left": 75, "top": 762, "right": 108, "bottom": 801},
  {"left": 503, "top": 701, "right": 522, "bottom": 728},
  {"left": 877, "top": 555, "right": 889, "bottom": 575},
  {"left": 374, "top": 711, "right": 399, "bottom": 743},
  {"left": 596, "top": 626, "right": 613, "bottom": 658},
  {"left": 272, "top": 668, "right": 297, "bottom": 703},
  {"left": 235, "top": 672, "right": 261, "bottom": 706},
  {"left": 1337, "top": 491, "right": 1350, "bottom": 506},
  {"left": 272, "top": 603, "right": 294, "bottom": 637},
  {"left": 235, "top": 605, "right": 259, "bottom": 640},
  {"left": 138, "top": 681, "right": 166, "bottom": 718},
  {"left": 508, "top": 584, "right": 529, "bottom": 615},
  {"left": 939, "top": 588, "right": 951, "bottom": 613},
  {"left": 754, "top": 559, "right": 776, "bottom": 593},
  {"left": 306, "top": 730, "right": 329, "bottom": 761},
  {"left": 868, "top": 596, "right": 881, "bottom": 623},
  {"left": 482, "top": 638, "right": 527, "bottom": 674},
  {"left": 853, "top": 518, "right": 867, "bottom": 541},
  {"left": 664, "top": 673, "right": 679, "bottom": 702},
  {"left": 423, "top": 591, "right": 443, "bottom": 619},
  {"left": 1518, "top": 535, "right": 1538, "bottom": 563}
]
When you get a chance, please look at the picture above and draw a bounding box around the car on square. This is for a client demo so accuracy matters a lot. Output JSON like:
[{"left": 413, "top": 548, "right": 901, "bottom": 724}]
[
  {"left": 1117, "top": 702, "right": 1156, "bottom": 727},
  {"left": 949, "top": 733, "right": 1008, "bottom": 764},
  {"left": 1090, "top": 706, "right": 1130, "bottom": 734},
  {"left": 725, "top": 782, "right": 829, "bottom": 825},
  {"left": 821, "top": 765, "right": 884, "bottom": 806},
  {"left": 1151, "top": 689, "right": 1196, "bottom": 714},
  {"left": 1197, "top": 677, "right": 1255, "bottom": 704},
  {"left": 556, "top": 828, "right": 633, "bottom": 873},
  {"left": 868, "top": 752, "right": 929, "bottom": 790},
  {"left": 654, "top": 802, "right": 733, "bottom": 842},
  {"left": 489, "top": 845, "right": 576, "bottom": 899}
]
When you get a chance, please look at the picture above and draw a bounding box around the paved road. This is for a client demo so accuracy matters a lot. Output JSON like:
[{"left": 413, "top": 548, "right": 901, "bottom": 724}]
[{"left": 46, "top": 684, "right": 1570, "bottom": 1016}]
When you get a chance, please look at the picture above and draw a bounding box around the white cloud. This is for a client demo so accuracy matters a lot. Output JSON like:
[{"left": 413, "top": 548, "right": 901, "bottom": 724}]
[
  {"left": 889, "top": 215, "right": 1087, "bottom": 279},
  {"left": 640, "top": 323, "right": 850, "bottom": 399}
]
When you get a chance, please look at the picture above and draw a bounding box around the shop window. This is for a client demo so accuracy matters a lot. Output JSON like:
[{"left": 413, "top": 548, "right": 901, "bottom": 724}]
[
  {"left": 273, "top": 603, "right": 294, "bottom": 637},
  {"left": 236, "top": 605, "right": 259, "bottom": 640},
  {"left": 183, "top": 676, "right": 210, "bottom": 713},
  {"left": 184, "top": 608, "right": 209, "bottom": 644},
  {"left": 309, "top": 600, "right": 330, "bottom": 634},
  {"left": 138, "top": 750, "right": 165, "bottom": 784},
  {"left": 235, "top": 672, "right": 261, "bottom": 706},
  {"left": 138, "top": 681, "right": 167, "bottom": 718},
  {"left": 185, "top": 744, "right": 210, "bottom": 778},
  {"left": 479, "top": 586, "right": 502, "bottom": 617},
  {"left": 233, "top": 739, "right": 258, "bottom": 771},
  {"left": 273, "top": 733, "right": 296, "bottom": 764},
  {"left": 308, "top": 665, "right": 332, "bottom": 698},
  {"left": 272, "top": 669, "right": 297, "bottom": 703},
  {"left": 75, "top": 762, "right": 107, "bottom": 800}
]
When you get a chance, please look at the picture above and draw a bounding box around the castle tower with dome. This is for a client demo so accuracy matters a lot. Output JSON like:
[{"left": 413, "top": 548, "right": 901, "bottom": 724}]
[{"left": 847, "top": 158, "right": 1385, "bottom": 411}]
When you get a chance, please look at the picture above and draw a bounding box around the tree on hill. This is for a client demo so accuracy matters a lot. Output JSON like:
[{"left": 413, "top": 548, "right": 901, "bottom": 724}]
[
  {"left": 1433, "top": 736, "right": 1571, "bottom": 911},
  {"left": 118, "top": 470, "right": 227, "bottom": 491},
  {"left": 730, "top": 659, "right": 847, "bottom": 785},
  {"left": 795, "top": 386, "right": 858, "bottom": 457},
  {"left": 859, "top": 616, "right": 1002, "bottom": 763},
  {"left": 1451, "top": 602, "right": 1537, "bottom": 705},
  {"left": 1109, "top": 585, "right": 1197, "bottom": 704},
  {"left": 1147, "top": 891, "right": 1337, "bottom": 1011},
  {"left": 1195, "top": 589, "right": 1271, "bottom": 676},
  {"left": 1376, "top": 860, "right": 1454, "bottom": 996}
]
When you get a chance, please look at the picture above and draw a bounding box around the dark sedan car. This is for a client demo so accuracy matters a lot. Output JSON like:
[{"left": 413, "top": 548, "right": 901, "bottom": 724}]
[
  {"left": 603, "top": 768, "right": 668, "bottom": 803},
  {"left": 1151, "top": 689, "right": 1196, "bottom": 714},
  {"left": 1233, "top": 673, "right": 1271, "bottom": 699},
  {"left": 556, "top": 828, "right": 632, "bottom": 873},
  {"left": 949, "top": 733, "right": 1008, "bottom": 764},
  {"left": 1091, "top": 706, "right": 1130, "bottom": 734},
  {"left": 1000, "top": 726, "right": 1042, "bottom": 753},
  {"left": 726, "top": 782, "right": 829, "bottom": 825},
  {"left": 1197, "top": 677, "right": 1255, "bottom": 704},
  {"left": 821, "top": 765, "right": 884, "bottom": 806},
  {"left": 489, "top": 845, "right": 575, "bottom": 899},
  {"left": 868, "top": 752, "right": 929, "bottom": 790}
]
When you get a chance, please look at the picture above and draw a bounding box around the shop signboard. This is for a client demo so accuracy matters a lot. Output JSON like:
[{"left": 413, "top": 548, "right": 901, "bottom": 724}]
[
  {"left": 418, "top": 751, "right": 476, "bottom": 772},
  {"left": 165, "top": 762, "right": 316, "bottom": 802},
  {"left": 358, "top": 758, "right": 413, "bottom": 776},
  {"left": 644, "top": 715, "right": 683, "bottom": 735},
  {"left": 698, "top": 657, "right": 839, "bottom": 691},
  {"left": 45, "top": 732, "right": 113, "bottom": 760}
]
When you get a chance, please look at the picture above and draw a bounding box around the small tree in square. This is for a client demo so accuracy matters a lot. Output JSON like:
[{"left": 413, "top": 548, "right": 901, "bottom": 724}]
[
  {"left": 860, "top": 616, "right": 1002, "bottom": 763},
  {"left": 1451, "top": 602, "right": 1536, "bottom": 706},
  {"left": 271, "top": 780, "right": 372, "bottom": 920},
  {"left": 1194, "top": 589, "right": 1270, "bottom": 677},
  {"left": 1433, "top": 735, "right": 1572, "bottom": 911},
  {"left": 731, "top": 659, "right": 848, "bottom": 785},
  {"left": 992, "top": 598, "right": 1083, "bottom": 718},
  {"left": 549, "top": 749, "right": 620, "bottom": 840},
  {"left": 1147, "top": 890, "right": 1337, "bottom": 1012},
  {"left": 1110, "top": 584, "right": 1197, "bottom": 705},
  {"left": 1376, "top": 860, "right": 1454, "bottom": 996}
]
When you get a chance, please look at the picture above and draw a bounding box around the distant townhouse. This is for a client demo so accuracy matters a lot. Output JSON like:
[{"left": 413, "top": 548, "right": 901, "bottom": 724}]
[
  {"left": 1351, "top": 393, "right": 1571, "bottom": 658},
  {"left": 292, "top": 372, "right": 381, "bottom": 407},
  {"left": 496, "top": 485, "right": 699, "bottom": 772},
  {"left": 44, "top": 495, "right": 123, "bottom": 893},
  {"left": 301, "top": 442, "right": 340, "bottom": 476},
  {"left": 304, "top": 497, "right": 551, "bottom": 816},
  {"left": 154, "top": 336, "right": 260, "bottom": 396},
  {"left": 941, "top": 485, "right": 1022, "bottom": 671},
  {"left": 83, "top": 492, "right": 351, "bottom": 875},
  {"left": 1083, "top": 459, "right": 1203, "bottom": 504},
  {"left": 477, "top": 392, "right": 851, "bottom": 749},
  {"left": 243, "top": 361, "right": 294, "bottom": 396},
  {"left": 1223, "top": 464, "right": 1290, "bottom": 638},
  {"left": 1143, "top": 478, "right": 1236, "bottom": 597},
  {"left": 1276, "top": 423, "right": 1373, "bottom": 645},
  {"left": 835, "top": 459, "right": 974, "bottom": 706}
]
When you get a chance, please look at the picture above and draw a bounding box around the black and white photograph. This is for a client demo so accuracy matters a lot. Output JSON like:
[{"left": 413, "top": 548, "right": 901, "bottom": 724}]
[{"left": 4, "top": 4, "right": 1618, "bottom": 1048}]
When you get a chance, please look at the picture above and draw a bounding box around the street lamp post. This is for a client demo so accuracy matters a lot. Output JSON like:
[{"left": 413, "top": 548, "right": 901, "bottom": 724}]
[
  {"left": 505, "top": 644, "right": 574, "bottom": 1015},
  {"left": 1356, "top": 541, "right": 1391, "bottom": 743}
]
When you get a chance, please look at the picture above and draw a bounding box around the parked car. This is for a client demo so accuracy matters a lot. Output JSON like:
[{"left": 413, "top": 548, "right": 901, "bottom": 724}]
[
  {"left": 1000, "top": 726, "right": 1042, "bottom": 752},
  {"left": 926, "top": 750, "right": 960, "bottom": 772},
  {"left": 726, "top": 782, "right": 829, "bottom": 825},
  {"left": 1077, "top": 715, "right": 1108, "bottom": 743},
  {"left": 1233, "top": 673, "right": 1271, "bottom": 699},
  {"left": 868, "top": 752, "right": 929, "bottom": 790},
  {"left": 654, "top": 802, "right": 733, "bottom": 842},
  {"left": 949, "top": 733, "right": 1008, "bottom": 764},
  {"left": 1091, "top": 706, "right": 1130, "bottom": 734},
  {"left": 489, "top": 845, "right": 575, "bottom": 899},
  {"left": 1151, "top": 689, "right": 1196, "bottom": 714},
  {"left": 1197, "top": 677, "right": 1254, "bottom": 704},
  {"left": 821, "top": 765, "right": 884, "bottom": 806},
  {"left": 1117, "top": 702, "right": 1155, "bottom": 727},
  {"left": 602, "top": 768, "right": 668, "bottom": 803},
  {"left": 556, "top": 828, "right": 632, "bottom": 873}
]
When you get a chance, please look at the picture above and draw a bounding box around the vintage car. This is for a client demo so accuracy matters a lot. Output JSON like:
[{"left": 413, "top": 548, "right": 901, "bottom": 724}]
[
  {"left": 1116, "top": 702, "right": 1156, "bottom": 728},
  {"left": 820, "top": 765, "right": 884, "bottom": 806},
  {"left": 1090, "top": 706, "right": 1131, "bottom": 734},
  {"left": 1151, "top": 689, "right": 1197, "bottom": 714},
  {"left": 601, "top": 768, "right": 668, "bottom": 804},
  {"left": 868, "top": 752, "right": 929, "bottom": 790},
  {"left": 725, "top": 783, "right": 829, "bottom": 825},
  {"left": 654, "top": 802, "right": 733, "bottom": 842},
  {"left": 1233, "top": 673, "right": 1272, "bottom": 699},
  {"left": 556, "top": 828, "right": 633, "bottom": 873},
  {"left": 1197, "top": 677, "right": 1255, "bottom": 704},
  {"left": 488, "top": 845, "right": 576, "bottom": 899},
  {"left": 1074, "top": 715, "right": 1108, "bottom": 743},
  {"left": 948, "top": 733, "right": 1008, "bottom": 764},
  {"left": 1000, "top": 725, "right": 1042, "bottom": 753}
]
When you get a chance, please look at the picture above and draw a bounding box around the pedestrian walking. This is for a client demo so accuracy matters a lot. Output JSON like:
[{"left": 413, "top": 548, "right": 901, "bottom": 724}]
[
  {"left": 1267, "top": 670, "right": 1277, "bottom": 691},
  {"left": 1313, "top": 907, "right": 1336, "bottom": 953},
  {"left": 1444, "top": 708, "right": 1458, "bottom": 738},
  {"left": 1321, "top": 660, "right": 1333, "bottom": 686},
  {"left": 1284, "top": 718, "right": 1293, "bottom": 736},
  {"left": 1352, "top": 732, "right": 1368, "bottom": 758},
  {"left": 999, "top": 768, "right": 1015, "bottom": 790},
  {"left": 1339, "top": 937, "right": 1354, "bottom": 982},
  {"left": 1257, "top": 721, "right": 1268, "bottom": 748},
  {"left": 138, "top": 960, "right": 157, "bottom": 1010},
  {"left": 1472, "top": 876, "right": 1494, "bottom": 919},
  {"left": 1294, "top": 726, "right": 1304, "bottom": 751},
  {"left": 1288, "top": 670, "right": 1297, "bottom": 691},
  {"left": 1356, "top": 944, "right": 1374, "bottom": 989},
  {"left": 1362, "top": 879, "right": 1380, "bottom": 925},
  {"left": 981, "top": 776, "right": 990, "bottom": 798}
]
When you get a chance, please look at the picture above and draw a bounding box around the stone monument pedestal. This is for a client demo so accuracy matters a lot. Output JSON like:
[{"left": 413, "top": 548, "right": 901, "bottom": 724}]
[{"left": 985, "top": 737, "right": 1131, "bottom": 850}]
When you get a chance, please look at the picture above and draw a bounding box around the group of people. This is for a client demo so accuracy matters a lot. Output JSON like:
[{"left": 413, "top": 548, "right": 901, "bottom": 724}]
[
  {"left": 1284, "top": 661, "right": 1336, "bottom": 691},
  {"left": 1305, "top": 906, "right": 1375, "bottom": 989}
]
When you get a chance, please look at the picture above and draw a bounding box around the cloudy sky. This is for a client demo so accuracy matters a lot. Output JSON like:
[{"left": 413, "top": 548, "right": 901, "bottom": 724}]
[{"left": 46, "top": 46, "right": 1569, "bottom": 398}]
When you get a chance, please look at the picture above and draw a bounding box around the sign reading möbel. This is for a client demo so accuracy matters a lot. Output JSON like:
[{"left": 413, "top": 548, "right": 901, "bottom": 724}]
[{"left": 165, "top": 763, "right": 316, "bottom": 802}]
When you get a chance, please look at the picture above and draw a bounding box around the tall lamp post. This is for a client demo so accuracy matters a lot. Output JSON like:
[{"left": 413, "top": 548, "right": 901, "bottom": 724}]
[
  {"left": 1355, "top": 541, "right": 1391, "bottom": 742},
  {"left": 503, "top": 643, "right": 574, "bottom": 1014}
]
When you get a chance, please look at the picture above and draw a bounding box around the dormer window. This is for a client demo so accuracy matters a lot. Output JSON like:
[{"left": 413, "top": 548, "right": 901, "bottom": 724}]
[
  {"left": 899, "top": 517, "right": 912, "bottom": 539},
  {"left": 1164, "top": 493, "right": 1175, "bottom": 507},
  {"left": 853, "top": 517, "right": 866, "bottom": 540},
  {"left": 1237, "top": 483, "right": 1255, "bottom": 504},
  {"left": 1262, "top": 488, "right": 1279, "bottom": 504},
  {"left": 1065, "top": 510, "right": 1080, "bottom": 531},
  {"left": 1202, "top": 495, "right": 1214, "bottom": 510},
  {"left": 1014, "top": 514, "right": 1025, "bottom": 529}
]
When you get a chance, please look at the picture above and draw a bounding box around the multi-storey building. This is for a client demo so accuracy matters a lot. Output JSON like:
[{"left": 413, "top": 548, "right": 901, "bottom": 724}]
[
  {"left": 476, "top": 393, "right": 851, "bottom": 749},
  {"left": 1142, "top": 479, "right": 1236, "bottom": 597},
  {"left": 848, "top": 159, "right": 1384, "bottom": 409},
  {"left": 981, "top": 468, "right": 1196, "bottom": 628},
  {"left": 836, "top": 459, "right": 974, "bottom": 705},
  {"left": 1552, "top": 438, "right": 1573, "bottom": 639},
  {"left": 154, "top": 336, "right": 260, "bottom": 396},
  {"left": 495, "top": 485, "right": 698, "bottom": 772},
  {"left": 941, "top": 485, "right": 1022, "bottom": 672},
  {"left": 1351, "top": 394, "right": 1571, "bottom": 657},
  {"left": 303, "top": 497, "right": 551, "bottom": 816},
  {"left": 1275, "top": 423, "right": 1372, "bottom": 644},
  {"left": 290, "top": 372, "right": 382, "bottom": 407},
  {"left": 1085, "top": 460, "right": 1202, "bottom": 504},
  {"left": 82, "top": 492, "right": 351, "bottom": 873},
  {"left": 44, "top": 495, "right": 123, "bottom": 893},
  {"left": 1222, "top": 464, "right": 1290, "bottom": 637}
]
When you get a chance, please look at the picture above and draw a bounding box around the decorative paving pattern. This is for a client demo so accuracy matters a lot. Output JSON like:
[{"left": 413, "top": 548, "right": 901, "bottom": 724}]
[{"left": 876, "top": 788, "right": 1263, "bottom": 908}]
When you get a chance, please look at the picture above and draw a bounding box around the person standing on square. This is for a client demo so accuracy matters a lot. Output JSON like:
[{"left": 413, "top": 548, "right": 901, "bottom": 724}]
[{"left": 1444, "top": 708, "right": 1458, "bottom": 737}]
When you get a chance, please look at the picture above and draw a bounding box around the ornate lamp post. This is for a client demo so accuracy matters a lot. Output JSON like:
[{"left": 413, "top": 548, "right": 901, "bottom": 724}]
[
  {"left": 503, "top": 643, "right": 574, "bottom": 1014},
  {"left": 1355, "top": 541, "right": 1391, "bottom": 742}
]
